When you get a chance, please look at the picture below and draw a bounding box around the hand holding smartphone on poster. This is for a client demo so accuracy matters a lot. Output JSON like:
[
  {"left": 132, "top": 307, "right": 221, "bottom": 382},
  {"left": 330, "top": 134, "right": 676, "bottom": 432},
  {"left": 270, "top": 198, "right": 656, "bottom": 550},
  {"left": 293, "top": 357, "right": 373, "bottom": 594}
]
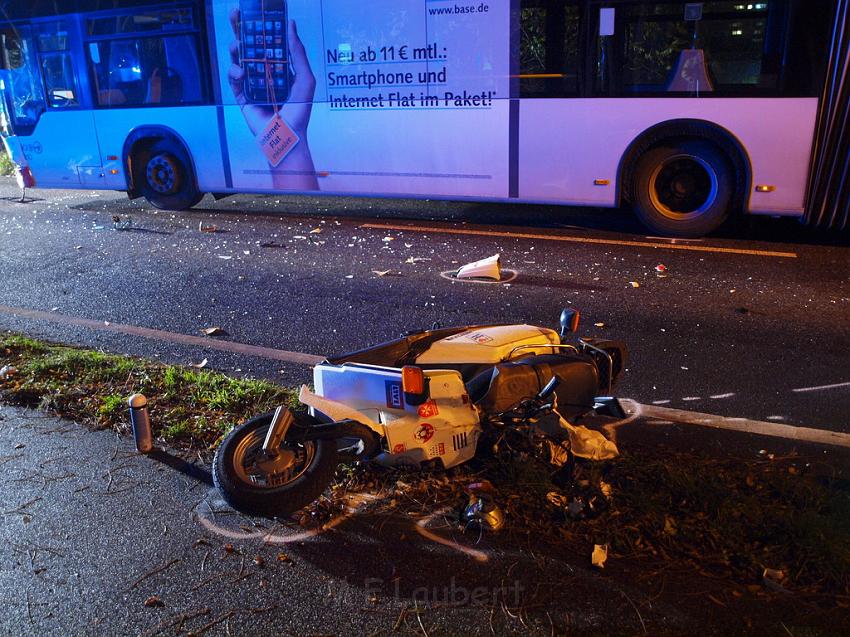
[{"left": 228, "top": 2, "right": 319, "bottom": 190}]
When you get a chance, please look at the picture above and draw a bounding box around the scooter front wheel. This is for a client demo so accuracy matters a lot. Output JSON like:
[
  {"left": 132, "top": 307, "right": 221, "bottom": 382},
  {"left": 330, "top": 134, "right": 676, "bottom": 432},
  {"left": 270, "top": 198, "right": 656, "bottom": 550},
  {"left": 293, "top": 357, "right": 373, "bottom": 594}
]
[{"left": 213, "top": 412, "right": 338, "bottom": 518}]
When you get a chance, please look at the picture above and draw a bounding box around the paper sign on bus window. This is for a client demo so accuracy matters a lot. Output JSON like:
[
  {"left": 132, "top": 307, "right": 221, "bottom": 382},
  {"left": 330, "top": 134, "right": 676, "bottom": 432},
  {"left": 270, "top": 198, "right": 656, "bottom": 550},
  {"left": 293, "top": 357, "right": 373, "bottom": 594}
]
[
  {"left": 599, "top": 8, "right": 615, "bottom": 36},
  {"left": 257, "top": 113, "right": 299, "bottom": 167}
]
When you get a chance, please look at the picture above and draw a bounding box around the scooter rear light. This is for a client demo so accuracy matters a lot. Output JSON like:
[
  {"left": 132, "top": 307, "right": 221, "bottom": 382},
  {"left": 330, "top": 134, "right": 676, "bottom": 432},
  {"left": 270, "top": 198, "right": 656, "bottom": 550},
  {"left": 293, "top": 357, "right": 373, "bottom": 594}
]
[
  {"left": 569, "top": 311, "right": 580, "bottom": 333},
  {"left": 401, "top": 366, "right": 425, "bottom": 395}
]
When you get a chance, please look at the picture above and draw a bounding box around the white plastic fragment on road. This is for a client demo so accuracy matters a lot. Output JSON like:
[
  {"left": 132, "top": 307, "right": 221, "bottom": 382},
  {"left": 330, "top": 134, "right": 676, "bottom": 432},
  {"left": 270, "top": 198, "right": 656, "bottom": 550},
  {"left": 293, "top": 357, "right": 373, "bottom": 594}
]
[
  {"left": 560, "top": 418, "right": 619, "bottom": 460},
  {"left": 455, "top": 254, "right": 501, "bottom": 281},
  {"left": 0, "top": 365, "right": 18, "bottom": 379}
]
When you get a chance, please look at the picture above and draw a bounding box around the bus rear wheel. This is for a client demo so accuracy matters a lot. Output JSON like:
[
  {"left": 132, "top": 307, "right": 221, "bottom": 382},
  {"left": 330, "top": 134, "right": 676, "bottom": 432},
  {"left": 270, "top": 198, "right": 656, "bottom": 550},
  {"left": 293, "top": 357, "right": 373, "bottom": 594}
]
[
  {"left": 632, "top": 140, "right": 733, "bottom": 238},
  {"left": 137, "top": 139, "right": 203, "bottom": 211}
]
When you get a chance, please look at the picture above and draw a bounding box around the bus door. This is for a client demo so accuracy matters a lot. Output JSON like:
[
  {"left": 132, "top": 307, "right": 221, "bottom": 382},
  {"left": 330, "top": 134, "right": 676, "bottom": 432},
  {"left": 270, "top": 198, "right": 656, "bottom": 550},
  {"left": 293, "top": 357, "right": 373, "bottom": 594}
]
[{"left": 0, "top": 20, "right": 105, "bottom": 189}]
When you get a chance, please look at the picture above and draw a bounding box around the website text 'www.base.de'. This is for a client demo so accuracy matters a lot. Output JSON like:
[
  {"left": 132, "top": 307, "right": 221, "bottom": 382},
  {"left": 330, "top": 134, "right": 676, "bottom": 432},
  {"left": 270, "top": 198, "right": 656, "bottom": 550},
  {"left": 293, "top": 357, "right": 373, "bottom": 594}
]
[{"left": 428, "top": 2, "right": 489, "bottom": 16}]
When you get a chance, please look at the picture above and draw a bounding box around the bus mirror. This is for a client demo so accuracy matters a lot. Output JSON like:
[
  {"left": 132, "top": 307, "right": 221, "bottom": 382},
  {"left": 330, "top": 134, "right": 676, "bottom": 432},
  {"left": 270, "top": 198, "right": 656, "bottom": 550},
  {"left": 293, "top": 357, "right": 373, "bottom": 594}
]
[{"left": 599, "top": 8, "right": 615, "bottom": 37}]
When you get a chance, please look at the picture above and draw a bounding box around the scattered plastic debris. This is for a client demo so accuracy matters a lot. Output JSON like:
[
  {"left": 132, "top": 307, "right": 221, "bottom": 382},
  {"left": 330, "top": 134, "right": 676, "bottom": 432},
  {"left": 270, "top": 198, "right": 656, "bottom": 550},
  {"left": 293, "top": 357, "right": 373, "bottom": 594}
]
[
  {"left": 199, "top": 221, "right": 218, "bottom": 233},
  {"left": 191, "top": 359, "right": 208, "bottom": 369},
  {"left": 0, "top": 364, "right": 18, "bottom": 379},
  {"left": 592, "top": 544, "right": 608, "bottom": 569},
  {"left": 143, "top": 596, "right": 164, "bottom": 608},
  {"left": 455, "top": 254, "right": 501, "bottom": 281},
  {"left": 655, "top": 264, "right": 668, "bottom": 277},
  {"left": 629, "top": 281, "right": 640, "bottom": 288},
  {"left": 546, "top": 491, "right": 568, "bottom": 508},
  {"left": 405, "top": 256, "right": 431, "bottom": 264},
  {"left": 462, "top": 481, "right": 505, "bottom": 532},
  {"left": 309, "top": 227, "right": 322, "bottom": 234},
  {"left": 112, "top": 215, "right": 133, "bottom": 231},
  {"left": 217, "top": 255, "right": 233, "bottom": 260},
  {"left": 594, "top": 322, "right": 605, "bottom": 328},
  {"left": 372, "top": 270, "right": 401, "bottom": 277},
  {"left": 201, "top": 327, "right": 227, "bottom": 337}
]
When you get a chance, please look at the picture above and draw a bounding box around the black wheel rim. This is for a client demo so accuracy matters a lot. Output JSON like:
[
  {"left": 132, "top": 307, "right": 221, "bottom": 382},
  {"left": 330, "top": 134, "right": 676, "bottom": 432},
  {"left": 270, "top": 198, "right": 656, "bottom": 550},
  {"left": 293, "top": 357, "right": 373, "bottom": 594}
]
[
  {"left": 145, "top": 154, "right": 180, "bottom": 195},
  {"left": 649, "top": 154, "right": 718, "bottom": 220}
]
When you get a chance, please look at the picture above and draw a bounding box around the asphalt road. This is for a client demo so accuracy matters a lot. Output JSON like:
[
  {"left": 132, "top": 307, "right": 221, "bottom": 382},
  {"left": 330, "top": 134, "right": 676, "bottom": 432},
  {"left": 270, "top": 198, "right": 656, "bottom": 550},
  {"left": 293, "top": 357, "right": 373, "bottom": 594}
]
[
  {"left": 0, "top": 178, "right": 848, "bottom": 432},
  {"left": 2, "top": 180, "right": 850, "bottom": 636}
]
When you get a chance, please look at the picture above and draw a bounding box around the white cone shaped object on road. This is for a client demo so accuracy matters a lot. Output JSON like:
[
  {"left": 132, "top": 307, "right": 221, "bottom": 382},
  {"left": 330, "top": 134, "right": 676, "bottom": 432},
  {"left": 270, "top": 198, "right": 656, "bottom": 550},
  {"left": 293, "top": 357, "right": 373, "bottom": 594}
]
[{"left": 455, "top": 254, "right": 501, "bottom": 281}]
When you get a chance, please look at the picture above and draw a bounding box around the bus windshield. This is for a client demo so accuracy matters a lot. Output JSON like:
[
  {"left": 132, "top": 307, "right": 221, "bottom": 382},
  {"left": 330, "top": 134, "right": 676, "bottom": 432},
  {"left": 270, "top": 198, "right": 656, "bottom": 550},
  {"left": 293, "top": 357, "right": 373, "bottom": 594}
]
[{"left": 0, "top": 25, "right": 45, "bottom": 135}]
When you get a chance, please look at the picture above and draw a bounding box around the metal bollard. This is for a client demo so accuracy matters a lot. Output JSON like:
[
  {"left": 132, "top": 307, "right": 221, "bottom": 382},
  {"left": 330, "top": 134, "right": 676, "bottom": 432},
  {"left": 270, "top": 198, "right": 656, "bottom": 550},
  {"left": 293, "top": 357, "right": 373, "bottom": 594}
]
[{"left": 128, "top": 393, "right": 153, "bottom": 453}]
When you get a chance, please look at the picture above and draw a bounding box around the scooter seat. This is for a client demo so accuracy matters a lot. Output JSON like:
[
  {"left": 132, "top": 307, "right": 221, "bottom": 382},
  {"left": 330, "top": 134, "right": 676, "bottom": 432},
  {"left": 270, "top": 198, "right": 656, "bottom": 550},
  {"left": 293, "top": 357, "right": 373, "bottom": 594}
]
[{"left": 465, "top": 354, "right": 600, "bottom": 419}]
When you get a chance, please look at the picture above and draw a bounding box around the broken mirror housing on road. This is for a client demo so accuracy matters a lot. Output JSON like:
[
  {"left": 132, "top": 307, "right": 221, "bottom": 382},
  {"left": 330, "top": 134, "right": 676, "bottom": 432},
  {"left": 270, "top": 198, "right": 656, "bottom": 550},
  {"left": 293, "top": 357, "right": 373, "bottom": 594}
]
[{"left": 454, "top": 254, "right": 501, "bottom": 281}]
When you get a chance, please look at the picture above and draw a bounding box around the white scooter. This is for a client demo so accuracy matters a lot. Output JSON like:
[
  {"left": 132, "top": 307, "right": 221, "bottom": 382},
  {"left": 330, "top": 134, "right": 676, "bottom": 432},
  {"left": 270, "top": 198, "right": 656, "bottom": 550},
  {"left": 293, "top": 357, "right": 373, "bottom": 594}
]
[{"left": 213, "top": 309, "right": 627, "bottom": 518}]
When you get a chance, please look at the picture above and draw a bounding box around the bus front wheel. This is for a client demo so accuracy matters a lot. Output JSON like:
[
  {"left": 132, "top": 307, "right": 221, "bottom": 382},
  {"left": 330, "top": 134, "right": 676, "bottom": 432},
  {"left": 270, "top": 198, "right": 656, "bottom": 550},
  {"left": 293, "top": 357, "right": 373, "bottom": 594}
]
[
  {"left": 632, "top": 140, "right": 733, "bottom": 238},
  {"left": 136, "top": 140, "right": 203, "bottom": 211}
]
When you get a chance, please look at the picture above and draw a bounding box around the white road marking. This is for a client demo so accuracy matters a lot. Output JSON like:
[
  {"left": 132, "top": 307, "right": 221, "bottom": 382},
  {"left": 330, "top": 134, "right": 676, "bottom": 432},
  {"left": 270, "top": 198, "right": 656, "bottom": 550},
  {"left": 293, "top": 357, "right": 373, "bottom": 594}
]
[
  {"left": 621, "top": 400, "right": 850, "bottom": 448},
  {"left": 0, "top": 304, "right": 324, "bottom": 366},
  {"left": 710, "top": 393, "right": 736, "bottom": 399},
  {"left": 792, "top": 381, "right": 850, "bottom": 393}
]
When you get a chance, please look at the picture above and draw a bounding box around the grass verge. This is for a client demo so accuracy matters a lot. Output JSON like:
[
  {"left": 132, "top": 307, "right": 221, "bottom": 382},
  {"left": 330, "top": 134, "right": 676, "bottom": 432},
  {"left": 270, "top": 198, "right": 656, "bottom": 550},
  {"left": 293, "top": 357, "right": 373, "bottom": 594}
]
[
  {"left": 1, "top": 332, "right": 848, "bottom": 604},
  {"left": 0, "top": 333, "right": 295, "bottom": 450},
  {"left": 0, "top": 148, "right": 15, "bottom": 176}
]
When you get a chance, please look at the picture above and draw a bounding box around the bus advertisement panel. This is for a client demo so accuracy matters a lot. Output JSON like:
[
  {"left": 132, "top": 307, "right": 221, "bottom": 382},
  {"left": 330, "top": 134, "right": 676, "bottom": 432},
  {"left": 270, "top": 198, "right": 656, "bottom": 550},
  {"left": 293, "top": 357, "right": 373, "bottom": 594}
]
[{"left": 213, "top": 0, "right": 511, "bottom": 199}]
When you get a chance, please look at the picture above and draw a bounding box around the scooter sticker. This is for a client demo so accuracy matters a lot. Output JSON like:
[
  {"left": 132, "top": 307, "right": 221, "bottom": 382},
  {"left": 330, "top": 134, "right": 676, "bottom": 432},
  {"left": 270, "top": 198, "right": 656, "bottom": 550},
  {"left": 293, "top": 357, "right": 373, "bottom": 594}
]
[
  {"left": 392, "top": 443, "right": 406, "bottom": 454},
  {"left": 429, "top": 442, "right": 446, "bottom": 457},
  {"left": 466, "top": 332, "right": 494, "bottom": 344},
  {"left": 418, "top": 400, "right": 439, "bottom": 418},
  {"left": 385, "top": 380, "right": 404, "bottom": 409},
  {"left": 414, "top": 422, "right": 435, "bottom": 443}
]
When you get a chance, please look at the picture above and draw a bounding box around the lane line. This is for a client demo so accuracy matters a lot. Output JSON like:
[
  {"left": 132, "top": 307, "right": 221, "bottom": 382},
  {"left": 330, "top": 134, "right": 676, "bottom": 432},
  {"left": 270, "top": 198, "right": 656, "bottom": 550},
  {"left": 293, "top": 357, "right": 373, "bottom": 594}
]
[
  {"left": 0, "top": 304, "right": 324, "bottom": 366},
  {"left": 362, "top": 223, "right": 798, "bottom": 258},
  {"left": 2, "top": 304, "right": 847, "bottom": 446},
  {"left": 792, "top": 381, "right": 850, "bottom": 393},
  {"left": 624, "top": 400, "right": 850, "bottom": 448}
]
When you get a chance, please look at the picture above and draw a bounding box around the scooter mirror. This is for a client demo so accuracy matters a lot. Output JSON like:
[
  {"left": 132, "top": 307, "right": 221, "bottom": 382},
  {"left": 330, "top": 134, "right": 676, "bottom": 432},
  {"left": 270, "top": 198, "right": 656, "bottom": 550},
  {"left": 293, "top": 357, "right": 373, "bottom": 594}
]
[{"left": 559, "top": 308, "right": 580, "bottom": 340}]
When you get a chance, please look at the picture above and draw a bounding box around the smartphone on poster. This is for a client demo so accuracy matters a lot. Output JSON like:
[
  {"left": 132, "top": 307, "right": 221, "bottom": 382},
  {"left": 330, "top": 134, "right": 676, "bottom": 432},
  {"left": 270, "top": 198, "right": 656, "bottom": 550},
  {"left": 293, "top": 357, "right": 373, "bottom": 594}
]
[{"left": 239, "top": 0, "right": 290, "bottom": 104}]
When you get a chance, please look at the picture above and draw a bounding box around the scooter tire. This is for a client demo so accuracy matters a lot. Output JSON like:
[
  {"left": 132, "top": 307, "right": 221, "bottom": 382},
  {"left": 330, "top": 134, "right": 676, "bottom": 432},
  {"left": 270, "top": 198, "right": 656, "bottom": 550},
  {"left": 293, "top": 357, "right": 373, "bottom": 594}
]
[{"left": 213, "top": 412, "right": 338, "bottom": 518}]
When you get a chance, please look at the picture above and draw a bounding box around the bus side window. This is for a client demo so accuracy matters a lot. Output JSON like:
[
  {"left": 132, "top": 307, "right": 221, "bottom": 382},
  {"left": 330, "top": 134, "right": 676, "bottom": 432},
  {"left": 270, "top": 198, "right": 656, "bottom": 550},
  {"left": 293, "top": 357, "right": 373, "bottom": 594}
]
[
  {"left": 594, "top": 2, "right": 778, "bottom": 96},
  {"left": 519, "top": 1, "right": 581, "bottom": 98},
  {"left": 35, "top": 21, "right": 79, "bottom": 108},
  {"left": 42, "top": 53, "right": 79, "bottom": 108},
  {"left": 84, "top": 6, "right": 205, "bottom": 108}
]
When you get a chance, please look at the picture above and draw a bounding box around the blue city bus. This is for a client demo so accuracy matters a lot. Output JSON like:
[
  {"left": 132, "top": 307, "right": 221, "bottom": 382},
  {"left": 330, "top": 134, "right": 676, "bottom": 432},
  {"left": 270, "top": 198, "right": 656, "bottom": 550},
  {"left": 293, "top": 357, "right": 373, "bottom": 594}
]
[{"left": 0, "top": 0, "right": 843, "bottom": 236}]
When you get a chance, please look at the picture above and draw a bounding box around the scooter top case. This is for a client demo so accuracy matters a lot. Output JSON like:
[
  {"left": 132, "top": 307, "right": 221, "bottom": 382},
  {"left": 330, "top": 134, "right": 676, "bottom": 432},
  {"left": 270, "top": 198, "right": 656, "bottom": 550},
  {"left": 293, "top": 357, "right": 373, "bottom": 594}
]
[{"left": 326, "top": 324, "right": 562, "bottom": 382}]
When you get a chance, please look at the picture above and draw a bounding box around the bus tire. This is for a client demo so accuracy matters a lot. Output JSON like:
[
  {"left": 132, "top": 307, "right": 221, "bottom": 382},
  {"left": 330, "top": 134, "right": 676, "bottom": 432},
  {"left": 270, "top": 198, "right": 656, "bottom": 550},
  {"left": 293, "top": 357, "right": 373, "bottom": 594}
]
[
  {"left": 137, "top": 139, "right": 203, "bottom": 211},
  {"left": 632, "top": 140, "right": 733, "bottom": 238}
]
